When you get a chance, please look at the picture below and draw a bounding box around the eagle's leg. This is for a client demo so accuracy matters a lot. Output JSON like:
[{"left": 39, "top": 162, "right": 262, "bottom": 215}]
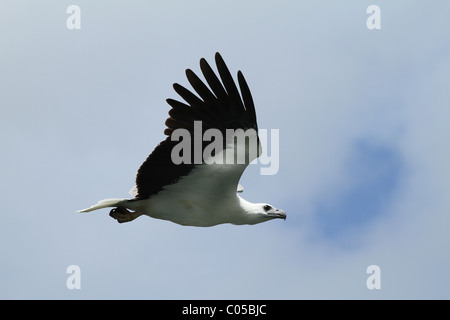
[{"left": 109, "top": 207, "right": 140, "bottom": 223}]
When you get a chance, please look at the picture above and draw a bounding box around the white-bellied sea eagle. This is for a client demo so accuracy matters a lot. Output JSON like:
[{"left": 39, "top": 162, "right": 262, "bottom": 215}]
[{"left": 78, "top": 53, "right": 286, "bottom": 226}]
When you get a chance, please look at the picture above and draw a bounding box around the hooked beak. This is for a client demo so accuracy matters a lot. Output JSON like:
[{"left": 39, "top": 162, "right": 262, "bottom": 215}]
[{"left": 271, "top": 209, "right": 286, "bottom": 220}]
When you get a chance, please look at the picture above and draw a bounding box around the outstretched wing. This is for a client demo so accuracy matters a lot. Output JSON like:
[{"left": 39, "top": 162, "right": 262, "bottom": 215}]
[{"left": 135, "top": 52, "right": 260, "bottom": 199}]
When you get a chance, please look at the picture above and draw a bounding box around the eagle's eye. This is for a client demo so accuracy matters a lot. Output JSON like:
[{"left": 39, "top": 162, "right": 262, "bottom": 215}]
[{"left": 263, "top": 205, "right": 272, "bottom": 212}]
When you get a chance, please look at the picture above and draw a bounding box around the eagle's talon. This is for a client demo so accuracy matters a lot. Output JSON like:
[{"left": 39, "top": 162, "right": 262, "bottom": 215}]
[{"left": 109, "top": 207, "right": 137, "bottom": 223}]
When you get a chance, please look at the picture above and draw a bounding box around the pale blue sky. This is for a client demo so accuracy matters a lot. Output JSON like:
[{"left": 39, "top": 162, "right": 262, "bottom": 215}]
[{"left": 1, "top": 1, "right": 449, "bottom": 299}]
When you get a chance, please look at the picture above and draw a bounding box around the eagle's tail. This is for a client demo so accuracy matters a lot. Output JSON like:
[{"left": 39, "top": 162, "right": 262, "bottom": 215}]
[{"left": 78, "top": 198, "right": 128, "bottom": 213}]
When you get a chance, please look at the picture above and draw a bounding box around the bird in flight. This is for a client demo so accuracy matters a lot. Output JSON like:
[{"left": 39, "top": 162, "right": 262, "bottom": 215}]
[{"left": 79, "top": 53, "right": 286, "bottom": 226}]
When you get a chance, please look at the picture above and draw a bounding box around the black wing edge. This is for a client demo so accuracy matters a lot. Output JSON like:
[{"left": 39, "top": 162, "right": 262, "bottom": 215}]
[
  {"left": 134, "top": 52, "right": 258, "bottom": 199},
  {"left": 165, "top": 52, "right": 258, "bottom": 134}
]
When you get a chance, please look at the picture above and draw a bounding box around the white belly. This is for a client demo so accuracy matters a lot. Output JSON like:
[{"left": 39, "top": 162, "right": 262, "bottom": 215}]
[
  {"left": 136, "top": 189, "right": 239, "bottom": 226},
  {"left": 128, "top": 156, "right": 252, "bottom": 226},
  {"left": 132, "top": 166, "right": 242, "bottom": 226}
]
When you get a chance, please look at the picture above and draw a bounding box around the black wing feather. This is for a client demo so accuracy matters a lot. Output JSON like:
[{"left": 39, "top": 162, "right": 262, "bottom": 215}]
[
  {"left": 238, "top": 71, "right": 258, "bottom": 131},
  {"left": 135, "top": 53, "right": 258, "bottom": 199},
  {"left": 215, "top": 53, "right": 245, "bottom": 120},
  {"left": 185, "top": 69, "right": 217, "bottom": 105}
]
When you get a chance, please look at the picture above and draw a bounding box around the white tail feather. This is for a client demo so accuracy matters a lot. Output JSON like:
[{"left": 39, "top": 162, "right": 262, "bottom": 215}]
[{"left": 78, "top": 198, "right": 127, "bottom": 213}]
